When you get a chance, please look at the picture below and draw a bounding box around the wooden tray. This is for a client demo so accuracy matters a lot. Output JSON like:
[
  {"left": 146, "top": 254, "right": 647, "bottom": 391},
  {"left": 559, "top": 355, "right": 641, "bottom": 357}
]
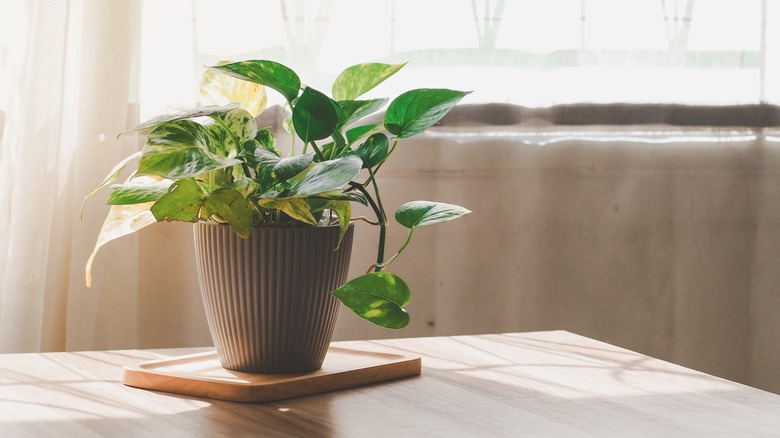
[{"left": 123, "top": 346, "right": 421, "bottom": 403}]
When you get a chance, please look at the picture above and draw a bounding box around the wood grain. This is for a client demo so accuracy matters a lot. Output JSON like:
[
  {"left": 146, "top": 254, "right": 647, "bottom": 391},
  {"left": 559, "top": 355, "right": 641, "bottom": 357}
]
[
  {"left": 1, "top": 331, "right": 780, "bottom": 437},
  {"left": 122, "top": 347, "right": 421, "bottom": 403}
]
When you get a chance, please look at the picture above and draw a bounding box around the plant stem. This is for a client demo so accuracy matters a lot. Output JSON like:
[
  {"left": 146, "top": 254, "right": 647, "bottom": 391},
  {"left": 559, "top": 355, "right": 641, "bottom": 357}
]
[
  {"left": 348, "top": 180, "right": 386, "bottom": 271},
  {"left": 353, "top": 216, "right": 380, "bottom": 225},
  {"left": 309, "top": 141, "right": 326, "bottom": 161},
  {"left": 376, "top": 228, "right": 414, "bottom": 271},
  {"left": 366, "top": 166, "right": 388, "bottom": 272}
]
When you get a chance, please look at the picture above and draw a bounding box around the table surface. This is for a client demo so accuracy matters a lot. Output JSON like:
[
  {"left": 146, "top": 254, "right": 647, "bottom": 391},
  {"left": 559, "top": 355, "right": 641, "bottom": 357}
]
[{"left": 2, "top": 331, "right": 780, "bottom": 437}]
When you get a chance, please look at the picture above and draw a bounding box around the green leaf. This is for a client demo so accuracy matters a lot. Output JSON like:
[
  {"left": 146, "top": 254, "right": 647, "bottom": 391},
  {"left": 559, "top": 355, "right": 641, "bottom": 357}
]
[
  {"left": 209, "top": 60, "right": 301, "bottom": 103},
  {"left": 331, "top": 272, "right": 411, "bottom": 329},
  {"left": 292, "top": 87, "right": 338, "bottom": 143},
  {"left": 202, "top": 188, "right": 252, "bottom": 238},
  {"left": 108, "top": 179, "right": 172, "bottom": 205},
  {"left": 248, "top": 148, "right": 284, "bottom": 192},
  {"left": 258, "top": 198, "right": 318, "bottom": 225},
  {"left": 123, "top": 104, "right": 239, "bottom": 134},
  {"left": 346, "top": 124, "right": 382, "bottom": 144},
  {"left": 384, "top": 89, "right": 470, "bottom": 138},
  {"left": 273, "top": 154, "right": 313, "bottom": 182},
  {"left": 150, "top": 179, "right": 206, "bottom": 223},
  {"left": 138, "top": 120, "right": 241, "bottom": 179},
  {"left": 312, "top": 189, "right": 368, "bottom": 206},
  {"left": 351, "top": 133, "right": 388, "bottom": 168},
  {"left": 337, "top": 98, "right": 388, "bottom": 127},
  {"left": 395, "top": 201, "right": 471, "bottom": 229},
  {"left": 332, "top": 63, "right": 406, "bottom": 101},
  {"left": 263, "top": 156, "right": 362, "bottom": 198}
]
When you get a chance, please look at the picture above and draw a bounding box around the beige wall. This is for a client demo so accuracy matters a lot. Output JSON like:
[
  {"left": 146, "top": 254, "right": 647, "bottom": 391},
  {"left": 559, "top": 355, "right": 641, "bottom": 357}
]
[{"left": 134, "top": 119, "right": 780, "bottom": 394}]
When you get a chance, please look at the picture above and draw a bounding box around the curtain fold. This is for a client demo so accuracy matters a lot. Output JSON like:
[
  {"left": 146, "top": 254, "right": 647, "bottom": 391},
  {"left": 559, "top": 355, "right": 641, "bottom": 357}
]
[{"left": 0, "top": 0, "right": 142, "bottom": 352}]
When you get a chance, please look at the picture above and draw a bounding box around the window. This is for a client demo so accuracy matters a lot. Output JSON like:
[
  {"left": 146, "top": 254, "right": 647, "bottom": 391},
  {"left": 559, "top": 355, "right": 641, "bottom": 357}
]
[{"left": 135, "top": 0, "right": 778, "bottom": 119}]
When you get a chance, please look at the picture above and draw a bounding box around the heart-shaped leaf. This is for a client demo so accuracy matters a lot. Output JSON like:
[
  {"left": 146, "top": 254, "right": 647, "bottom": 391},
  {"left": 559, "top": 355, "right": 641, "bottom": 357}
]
[
  {"left": 209, "top": 60, "right": 301, "bottom": 103},
  {"left": 150, "top": 179, "right": 206, "bottom": 223},
  {"left": 273, "top": 154, "right": 313, "bottom": 182},
  {"left": 199, "top": 61, "right": 268, "bottom": 117},
  {"left": 351, "top": 133, "right": 388, "bottom": 168},
  {"left": 124, "top": 104, "right": 239, "bottom": 134},
  {"left": 332, "top": 63, "right": 405, "bottom": 101},
  {"left": 384, "top": 89, "right": 470, "bottom": 138},
  {"left": 263, "top": 156, "right": 362, "bottom": 198},
  {"left": 138, "top": 120, "right": 241, "bottom": 179},
  {"left": 202, "top": 188, "right": 252, "bottom": 238},
  {"left": 395, "top": 201, "right": 471, "bottom": 229},
  {"left": 292, "top": 87, "right": 338, "bottom": 143},
  {"left": 331, "top": 272, "right": 411, "bottom": 329}
]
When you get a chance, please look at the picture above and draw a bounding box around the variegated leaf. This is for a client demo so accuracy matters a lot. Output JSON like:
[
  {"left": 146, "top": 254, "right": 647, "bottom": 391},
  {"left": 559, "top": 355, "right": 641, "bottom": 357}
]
[
  {"left": 200, "top": 61, "right": 268, "bottom": 117},
  {"left": 220, "top": 108, "right": 258, "bottom": 147},
  {"left": 395, "top": 201, "right": 471, "bottom": 229},
  {"left": 123, "top": 104, "right": 238, "bottom": 134},
  {"left": 81, "top": 151, "right": 142, "bottom": 218},
  {"left": 209, "top": 60, "right": 301, "bottom": 103},
  {"left": 138, "top": 120, "right": 240, "bottom": 179},
  {"left": 85, "top": 202, "right": 157, "bottom": 287},
  {"left": 263, "top": 156, "right": 362, "bottom": 198},
  {"left": 108, "top": 179, "right": 173, "bottom": 205}
]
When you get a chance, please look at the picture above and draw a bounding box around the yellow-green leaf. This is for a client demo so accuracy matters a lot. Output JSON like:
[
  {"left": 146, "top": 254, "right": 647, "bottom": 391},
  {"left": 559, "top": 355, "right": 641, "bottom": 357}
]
[
  {"left": 332, "top": 63, "right": 405, "bottom": 101},
  {"left": 202, "top": 188, "right": 252, "bottom": 238},
  {"left": 258, "top": 198, "right": 318, "bottom": 225}
]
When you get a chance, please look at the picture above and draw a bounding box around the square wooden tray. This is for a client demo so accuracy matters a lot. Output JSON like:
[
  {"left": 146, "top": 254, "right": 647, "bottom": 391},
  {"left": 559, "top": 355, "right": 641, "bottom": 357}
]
[{"left": 123, "top": 346, "right": 421, "bottom": 403}]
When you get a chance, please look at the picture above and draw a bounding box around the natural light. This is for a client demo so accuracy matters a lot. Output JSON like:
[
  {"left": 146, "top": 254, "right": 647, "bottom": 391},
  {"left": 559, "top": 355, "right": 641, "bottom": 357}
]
[{"left": 130, "top": 0, "right": 779, "bottom": 119}]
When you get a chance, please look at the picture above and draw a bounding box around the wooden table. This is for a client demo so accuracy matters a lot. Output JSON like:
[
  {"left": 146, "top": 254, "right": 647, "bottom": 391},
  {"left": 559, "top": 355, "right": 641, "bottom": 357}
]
[{"left": 2, "top": 331, "right": 780, "bottom": 437}]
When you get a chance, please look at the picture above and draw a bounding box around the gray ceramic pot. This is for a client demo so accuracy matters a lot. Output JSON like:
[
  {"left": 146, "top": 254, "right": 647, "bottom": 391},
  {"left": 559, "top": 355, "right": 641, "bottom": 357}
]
[{"left": 193, "top": 221, "right": 354, "bottom": 373}]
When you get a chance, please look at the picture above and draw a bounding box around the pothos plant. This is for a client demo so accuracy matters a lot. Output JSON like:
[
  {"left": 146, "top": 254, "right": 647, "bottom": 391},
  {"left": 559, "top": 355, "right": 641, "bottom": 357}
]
[{"left": 84, "top": 60, "right": 470, "bottom": 329}]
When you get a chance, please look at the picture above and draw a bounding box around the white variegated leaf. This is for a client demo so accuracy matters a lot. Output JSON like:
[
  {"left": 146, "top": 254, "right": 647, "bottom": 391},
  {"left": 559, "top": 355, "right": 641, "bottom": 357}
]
[
  {"left": 200, "top": 61, "right": 268, "bottom": 118},
  {"left": 85, "top": 202, "right": 157, "bottom": 287}
]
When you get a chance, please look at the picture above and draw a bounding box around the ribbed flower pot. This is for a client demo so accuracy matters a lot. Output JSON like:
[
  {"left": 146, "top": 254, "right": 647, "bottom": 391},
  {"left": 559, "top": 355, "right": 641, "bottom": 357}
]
[{"left": 193, "top": 222, "right": 354, "bottom": 373}]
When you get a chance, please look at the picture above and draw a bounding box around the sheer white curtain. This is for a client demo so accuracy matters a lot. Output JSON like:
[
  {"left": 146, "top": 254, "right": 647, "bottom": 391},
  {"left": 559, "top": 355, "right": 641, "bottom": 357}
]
[{"left": 0, "top": 0, "right": 142, "bottom": 352}]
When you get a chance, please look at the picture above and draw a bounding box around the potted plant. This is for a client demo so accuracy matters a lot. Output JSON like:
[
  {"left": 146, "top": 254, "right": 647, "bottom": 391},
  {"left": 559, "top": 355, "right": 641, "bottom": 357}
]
[{"left": 83, "top": 60, "right": 470, "bottom": 373}]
